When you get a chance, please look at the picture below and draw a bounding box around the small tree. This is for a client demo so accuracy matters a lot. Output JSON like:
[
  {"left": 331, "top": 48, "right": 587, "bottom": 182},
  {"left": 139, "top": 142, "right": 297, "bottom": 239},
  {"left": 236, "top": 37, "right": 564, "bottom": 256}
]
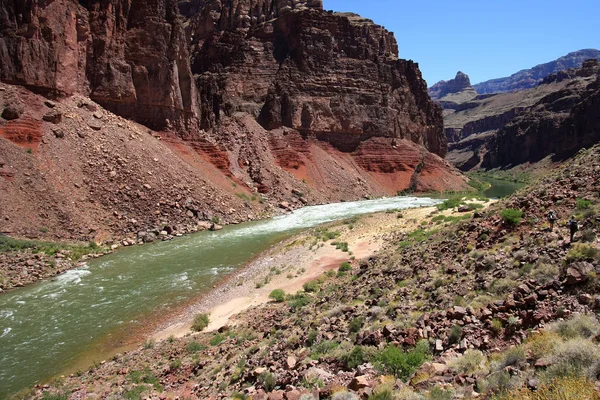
[
  {"left": 501, "top": 208, "right": 523, "bottom": 226},
  {"left": 269, "top": 289, "right": 285, "bottom": 302}
]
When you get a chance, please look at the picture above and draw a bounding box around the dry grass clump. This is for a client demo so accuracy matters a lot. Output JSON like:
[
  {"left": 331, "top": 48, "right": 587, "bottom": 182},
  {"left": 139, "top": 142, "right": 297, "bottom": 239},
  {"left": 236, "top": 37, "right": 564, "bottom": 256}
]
[
  {"left": 498, "top": 376, "right": 600, "bottom": 399},
  {"left": 449, "top": 350, "right": 488, "bottom": 376},
  {"left": 525, "top": 331, "right": 561, "bottom": 360}
]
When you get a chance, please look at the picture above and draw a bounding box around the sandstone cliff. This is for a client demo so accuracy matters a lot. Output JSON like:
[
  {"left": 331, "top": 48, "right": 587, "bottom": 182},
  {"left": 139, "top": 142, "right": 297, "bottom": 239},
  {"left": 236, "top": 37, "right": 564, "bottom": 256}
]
[{"left": 0, "top": 0, "right": 468, "bottom": 242}]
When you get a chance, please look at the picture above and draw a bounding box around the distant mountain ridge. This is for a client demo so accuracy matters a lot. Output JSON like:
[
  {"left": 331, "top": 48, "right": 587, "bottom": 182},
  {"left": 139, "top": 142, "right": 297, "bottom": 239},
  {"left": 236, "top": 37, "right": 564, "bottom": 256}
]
[{"left": 473, "top": 49, "right": 600, "bottom": 94}]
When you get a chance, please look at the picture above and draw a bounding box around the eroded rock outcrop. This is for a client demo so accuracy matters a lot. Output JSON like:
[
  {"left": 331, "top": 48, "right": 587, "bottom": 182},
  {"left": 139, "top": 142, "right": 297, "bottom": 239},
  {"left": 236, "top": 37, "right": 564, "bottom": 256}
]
[
  {"left": 483, "top": 60, "right": 600, "bottom": 168},
  {"left": 442, "top": 60, "right": 600, "bottom": 171},
  {"left": 429, "top": 71, "right": 474, "bottom": 100}
]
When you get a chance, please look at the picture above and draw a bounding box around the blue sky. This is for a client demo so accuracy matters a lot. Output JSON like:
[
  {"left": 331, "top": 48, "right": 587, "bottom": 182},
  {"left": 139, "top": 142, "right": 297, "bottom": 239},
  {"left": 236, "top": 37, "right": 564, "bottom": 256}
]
[{"left": 322, "top": 0, "right": 600, "bottom": 86}]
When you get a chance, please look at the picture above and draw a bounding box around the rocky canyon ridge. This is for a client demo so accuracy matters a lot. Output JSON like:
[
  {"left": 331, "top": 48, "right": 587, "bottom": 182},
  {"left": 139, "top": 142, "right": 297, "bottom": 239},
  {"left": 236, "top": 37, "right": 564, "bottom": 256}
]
[{"left": 0, "top": 0, "right": 467, "bottom": 243}]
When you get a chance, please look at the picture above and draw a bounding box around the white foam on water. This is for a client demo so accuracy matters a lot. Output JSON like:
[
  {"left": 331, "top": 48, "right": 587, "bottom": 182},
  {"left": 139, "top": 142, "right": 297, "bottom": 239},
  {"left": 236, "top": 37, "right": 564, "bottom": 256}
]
[
  {"left": 54, "top": 269, "right": 92, "bottom": 286},
  {"left": 0, "top": 310, "right": 14, "bottom": 319},
  {"left": 1, "top": 328, "right": 11, "bottom": 338},
  {"left": 219, "top": 196, "right": 442, "bottom": 239}
]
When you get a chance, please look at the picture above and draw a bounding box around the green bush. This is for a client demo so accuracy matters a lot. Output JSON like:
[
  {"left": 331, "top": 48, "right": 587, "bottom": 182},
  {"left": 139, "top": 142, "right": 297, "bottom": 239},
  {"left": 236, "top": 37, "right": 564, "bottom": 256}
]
[
  {"left": 303, "top": 280, "right": 320, "bottom": 293},
  {"left": 500, "top": 346, "right": 526, "bottom": 369},
  {"left": 258, "top": 371, "right": 277, "bottom": 392},
  {"left": 191, "top": 313, "right": 210, "bottom": 332},
  {"left": 287, "top": 293, "right": 311, "bottom": 310},
  {"left": 500, "top": 209, "right": 523, "bottom": 226},
  {"left": 428, "top": 387, "right": 453, "bottom": 400},
  {"left": 368, "top": 388, "right": 394, "bottom": 400},
  {"left": 269, "top": 289, "right": 286, "bottom": 302},
  {"left": 343, "top": 346, "right": 366, "bottom": 369},
  {"left": 209, "top": 333, "right": 226, "bottom": 346},
  {"left": 375, "top": 340, "right": 430, "bottom": 381},
  {"left": 349, "top": 316, "right": 365, "bottom": 333},
  {"left": 338, "top": 261, "right": 352, "bottom": 276},
  {"left": 187, "top": 341, "right": 205, "bottom": 353},
  {"left": 576, "top": 199, "right": 592, "bottom": 210},
  {"left": 437, "top": 197, "right": 462, "bottom": 211},
  {"left": 448, "top": 325, "right": 463, "bottom": 345}
]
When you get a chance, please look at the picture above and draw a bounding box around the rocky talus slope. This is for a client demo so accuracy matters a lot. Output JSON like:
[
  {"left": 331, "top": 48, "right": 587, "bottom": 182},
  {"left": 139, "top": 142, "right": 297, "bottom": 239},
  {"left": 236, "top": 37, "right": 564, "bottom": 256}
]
[
  {"left": 442, "top": 60, "right": 600, "bottom": 171},
  {"left": 473, "top": 49, "right": 600, "bottom": 94},
  {"left": 33, "top": 144, "right": 600, "bottom": 399},
  {"left": 0, "top": 0, "right": 468, "bottom": 248}
]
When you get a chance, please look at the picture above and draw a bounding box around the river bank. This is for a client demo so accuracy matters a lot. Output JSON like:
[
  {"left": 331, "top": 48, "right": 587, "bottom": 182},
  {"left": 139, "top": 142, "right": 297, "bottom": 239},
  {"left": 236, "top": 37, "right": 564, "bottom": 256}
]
[
  {"left": 2, "top": 196, "right": 449, "bottom": 398},
  {"left": 151, "top": 203, "right": 490, "bottom": 341}
]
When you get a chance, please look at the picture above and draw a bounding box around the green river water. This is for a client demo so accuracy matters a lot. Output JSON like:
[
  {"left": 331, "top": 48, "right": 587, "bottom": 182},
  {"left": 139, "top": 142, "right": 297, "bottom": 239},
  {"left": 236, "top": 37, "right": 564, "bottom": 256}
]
[{"left": 0, "top": 196, "right": 449, "bottom": 398}]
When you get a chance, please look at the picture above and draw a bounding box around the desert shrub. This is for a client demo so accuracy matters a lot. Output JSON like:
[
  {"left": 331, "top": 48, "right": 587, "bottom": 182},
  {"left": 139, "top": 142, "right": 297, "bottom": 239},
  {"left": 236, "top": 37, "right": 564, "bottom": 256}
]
[
  {"left": 490, "top": 278, "right": 519, "bottom": 295},
  {"left": 394, "top": 387, "right": 426, "bottom": 400},
  {"left": 368, "top": 388, "right": 393, "bottom": 400},
  {"left": 40, "top": 392, "right": 69, "bottom": 400},
  {"left": 303, "top": 280, "right": 320, "bottom": 293},
  {"left": 342, "top": 346, "right": 366, "bottom": 369},
  {"left": 338, "top": 262, "right": 352, "bottom": 275},
  {"left": 448, "top": 325, "right": 463, "bottom": 345},
  {"left": 450, "top": 349, "right": 488, "bottom": 375},
  {"left": 191, "top": 313, "right": 210, "bottom": 332},
  {"left": 187, "top": 341, "right": 205, "bottom": 353},
  {"left": 500, "top": 346, "right": 527, "bottom": 369},
  {"left": 551, "top": 314, "right": 600, "bottom": 339},
  {"left": 483, "top": 370, "right": 514, "bottom": 395},
  {"left": 269, "top": 289, "right": 286, "bottom": 302},
  {"left": 525, "top": 331, "right": 561, "bottom": 360},
  {"left": 576, "top": 199, "right": 592, "bottom": 210},
  {"left": 258, "top": 371, "right": 277, "bottom": 392},
  {"left": 349, "top": 316, "right": 365, "bottom": 333},
  {"left": 498, "top": 376, "right": 600, "bottom": 400},
  {"left": 209, "top": 333, "right": 226, "bottom": 346},
  {"left": 566, "top": 243, "right": 599, "bottom": 262},
  {"left": 331, "top": 392, "right": 360, "bottom": 400},
  {"left": 311, "top": 340, "right": 339, "bottom": 359},
  {"left": 437, "top": 197, "right": 462, "bottom": 211},
  {"left": 580, "top": 229, "right": 596, "bottom": 243},
  {"left": 428, "top": 387, "right": 453, "bottom": 400},
  {"left": 531, "top": 263, "right": 560, "bottom": 284},
  {"left": 287, "top": 293, "right": 311, "bottom": 310},
  {"left": 375, "top": 340, "right": 430, "bottom": 381},
  {"left": 501, "top": 209, "right": 523, "bottom": 226},
  {"left": 545, "top": 339, "right": 600, "bottom": 380}
]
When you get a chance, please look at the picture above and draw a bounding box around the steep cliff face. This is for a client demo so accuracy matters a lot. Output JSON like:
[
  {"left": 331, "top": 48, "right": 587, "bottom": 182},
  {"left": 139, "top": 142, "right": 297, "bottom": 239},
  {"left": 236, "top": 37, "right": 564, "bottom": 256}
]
[
  {"left": 483, "top": 61, "right": 600, "bottom": 168},
  {"left": 0, "top": 0, "right": 467, "bottom": 241},
  {"left": 186, "top": 1, "right": 446, "bottom": 157},
  {"left": 0, "top": 0, "right": 198, "bottom": 131}
]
